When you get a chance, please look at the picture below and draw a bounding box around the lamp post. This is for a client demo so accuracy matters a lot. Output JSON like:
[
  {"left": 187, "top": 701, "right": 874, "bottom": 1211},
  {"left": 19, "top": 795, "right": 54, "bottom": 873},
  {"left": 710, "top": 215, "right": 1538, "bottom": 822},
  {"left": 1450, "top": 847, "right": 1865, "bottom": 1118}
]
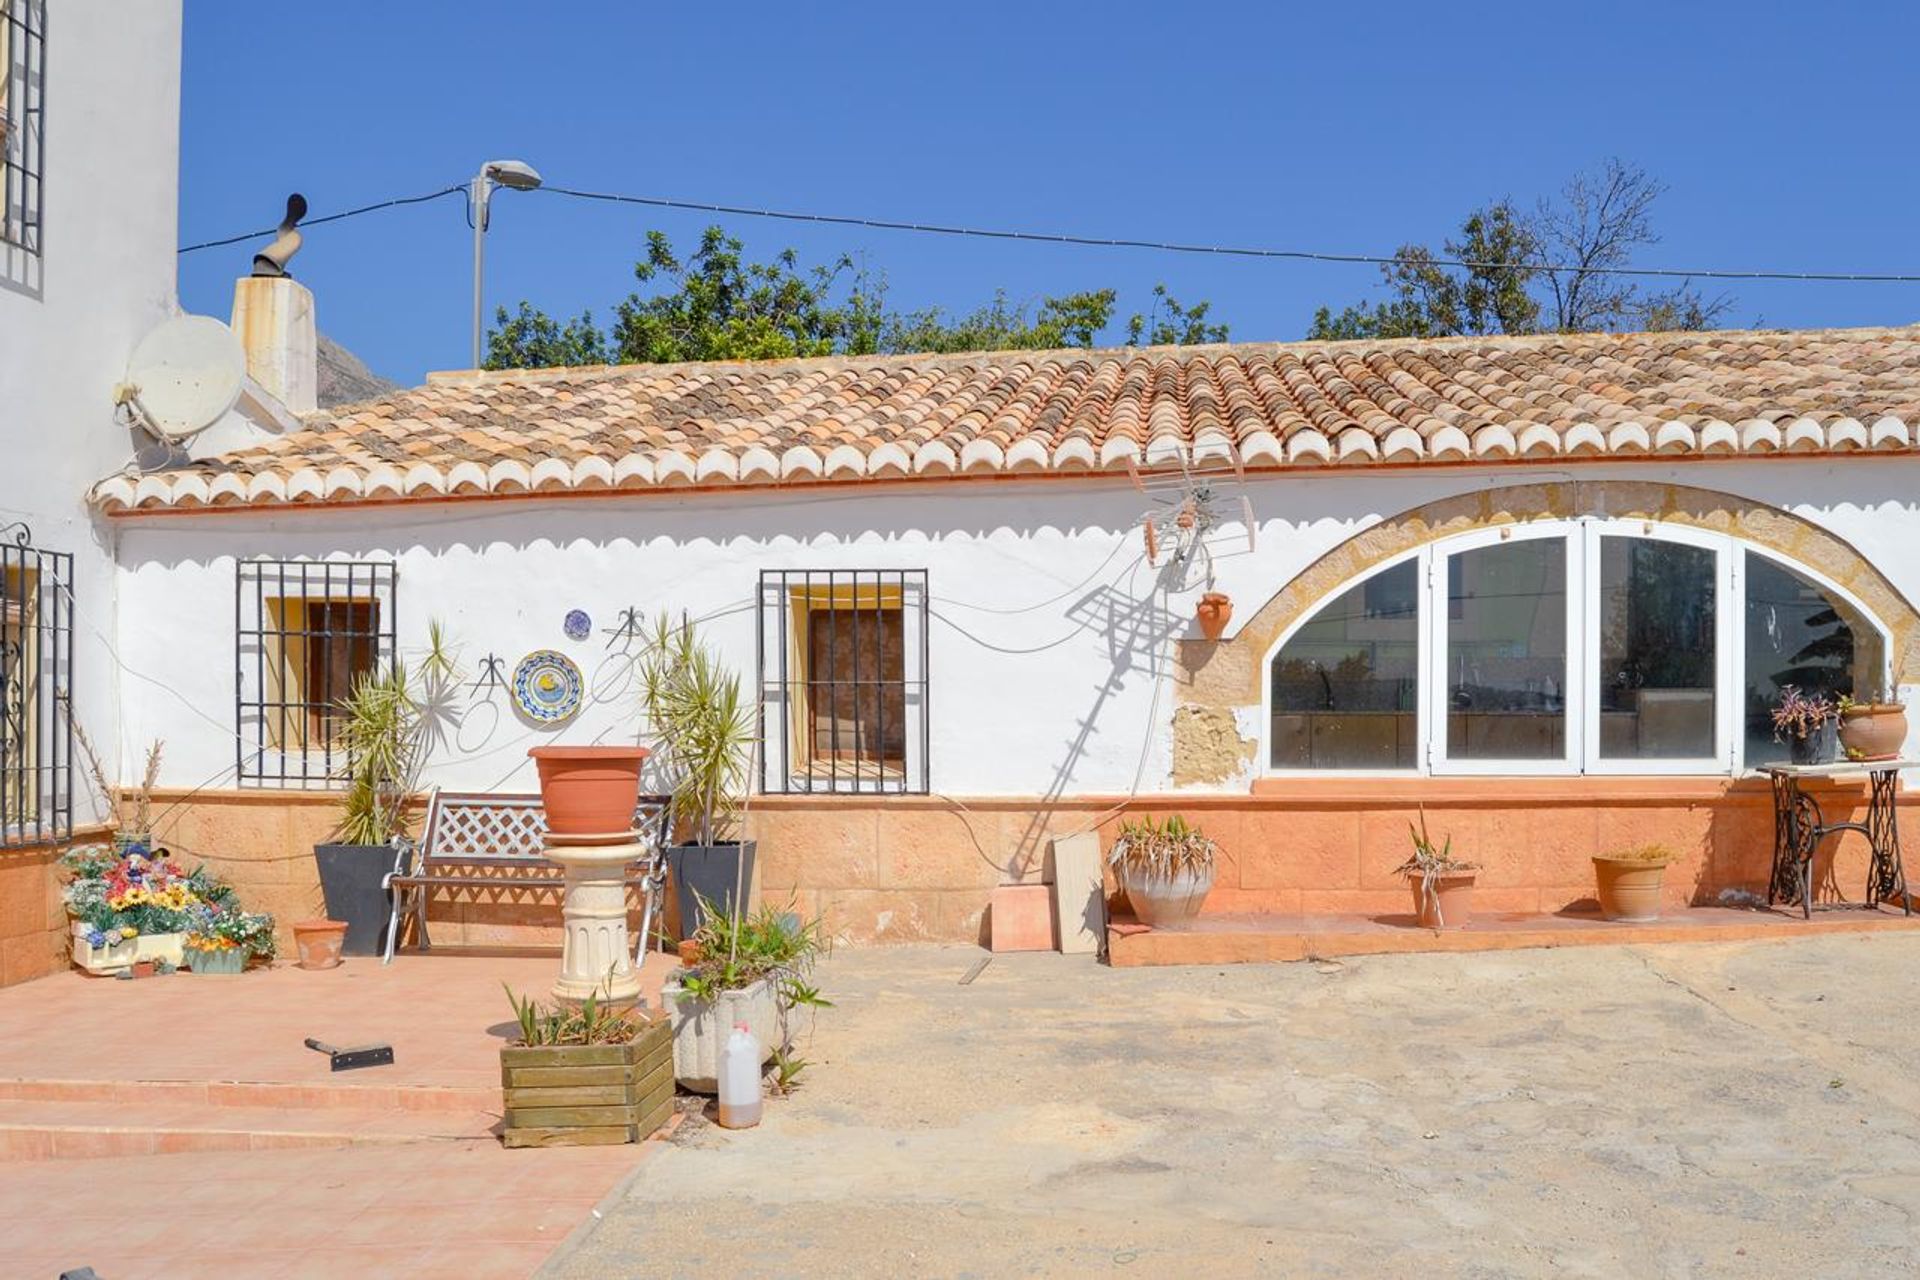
[{"left": 470, "top": 159, "right": 543, "bottom": 369}]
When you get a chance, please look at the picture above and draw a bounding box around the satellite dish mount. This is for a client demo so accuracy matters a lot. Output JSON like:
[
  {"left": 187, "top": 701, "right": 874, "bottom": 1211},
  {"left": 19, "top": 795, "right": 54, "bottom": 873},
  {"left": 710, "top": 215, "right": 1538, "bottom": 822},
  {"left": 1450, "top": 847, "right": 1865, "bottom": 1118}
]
[{"left": 114, "top": 315, "right": 247, "bottom": 445}]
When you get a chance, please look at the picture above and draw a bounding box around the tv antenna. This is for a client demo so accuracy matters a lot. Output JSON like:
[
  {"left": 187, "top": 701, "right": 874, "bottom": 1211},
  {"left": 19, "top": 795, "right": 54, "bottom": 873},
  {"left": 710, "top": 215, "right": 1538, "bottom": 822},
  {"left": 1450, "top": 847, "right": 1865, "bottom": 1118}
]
[
  {"left": 1130, "top": 451, "right": 1256, "bottom": 581},
  {"left": 113, "top": 316, "right": 247, "bottom": 445}
]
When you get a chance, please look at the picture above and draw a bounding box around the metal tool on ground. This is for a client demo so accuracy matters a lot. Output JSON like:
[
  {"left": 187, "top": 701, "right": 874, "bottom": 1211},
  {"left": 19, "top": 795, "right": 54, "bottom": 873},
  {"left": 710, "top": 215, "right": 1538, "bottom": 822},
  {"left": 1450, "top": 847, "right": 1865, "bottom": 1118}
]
[{"left": 303, "top": 1037, "right": 395, "bottom": 1071}]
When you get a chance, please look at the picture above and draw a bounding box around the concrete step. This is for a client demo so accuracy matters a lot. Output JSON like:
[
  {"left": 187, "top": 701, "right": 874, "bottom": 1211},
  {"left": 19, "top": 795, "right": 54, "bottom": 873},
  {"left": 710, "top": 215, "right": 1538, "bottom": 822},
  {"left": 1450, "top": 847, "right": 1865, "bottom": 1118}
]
[
  {"left": 0, "top": 1099, "right": 503, "bottom": 1162},
  {"left": 0, "top": 1076, "right": 498, "bottom": 1113}
]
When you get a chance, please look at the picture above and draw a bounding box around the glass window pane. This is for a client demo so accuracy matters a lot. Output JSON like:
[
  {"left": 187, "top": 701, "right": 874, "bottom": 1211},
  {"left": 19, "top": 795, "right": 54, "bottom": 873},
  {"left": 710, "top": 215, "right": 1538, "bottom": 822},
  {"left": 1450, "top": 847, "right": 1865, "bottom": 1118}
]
[
  {"left": 1446, "top": 538, "right": 1566, "bottom": 760},
  {"left": 1744, "top": 555, "right": 1886, "bottom": 767},
  {"left": 1269, "top": 559, "right": 1418, "bottom": 768},
  {"left": 1598, "top": 538, "right": 1717, "bottom": 759}
]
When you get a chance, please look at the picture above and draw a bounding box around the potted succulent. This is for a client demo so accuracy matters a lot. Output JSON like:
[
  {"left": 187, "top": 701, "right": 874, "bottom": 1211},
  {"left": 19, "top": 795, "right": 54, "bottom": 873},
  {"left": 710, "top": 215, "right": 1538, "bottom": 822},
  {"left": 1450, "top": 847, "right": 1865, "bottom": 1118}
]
[
  {"left": 638, "top": 613, "right": 757, "bottom": 940},
  {"left": 1107, "top": 815, "right": 1217, "bottom": 927},
  {"left": 1772, "top": 686, "right": 1840, "bottom": 765},
  {"left": 663, "top": 898, "right": 828, "bottom": 1092},
  {"left": 499, "top": 986, "right": 675, "bottom": 1147},
  {"left": 318, "top": 621, "right": 459, "bottom": 956},
  {"left": 1592, "top": 843, "right": 1674, "bottom": 922},
  {"left": 1839, "top": 683, "right": 1908, "bottom": 762},
  {"left": 1394, "top": 809, "right": 1478, "bottom": 929}
]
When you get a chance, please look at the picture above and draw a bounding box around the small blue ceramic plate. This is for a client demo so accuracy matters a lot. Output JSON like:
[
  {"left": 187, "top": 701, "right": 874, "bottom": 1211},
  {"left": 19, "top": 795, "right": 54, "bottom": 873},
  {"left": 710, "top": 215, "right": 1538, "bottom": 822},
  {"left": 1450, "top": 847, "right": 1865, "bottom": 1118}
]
[{"left": 563, "top": 609, "right": 592, "bottom": 641}]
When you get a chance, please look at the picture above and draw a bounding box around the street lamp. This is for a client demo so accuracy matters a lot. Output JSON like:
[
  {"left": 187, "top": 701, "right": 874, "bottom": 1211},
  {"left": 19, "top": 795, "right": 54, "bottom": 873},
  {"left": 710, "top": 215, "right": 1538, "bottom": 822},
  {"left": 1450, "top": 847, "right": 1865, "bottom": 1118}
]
[{"left": 470, "top": 159, "right": 543, "bottom": 369}]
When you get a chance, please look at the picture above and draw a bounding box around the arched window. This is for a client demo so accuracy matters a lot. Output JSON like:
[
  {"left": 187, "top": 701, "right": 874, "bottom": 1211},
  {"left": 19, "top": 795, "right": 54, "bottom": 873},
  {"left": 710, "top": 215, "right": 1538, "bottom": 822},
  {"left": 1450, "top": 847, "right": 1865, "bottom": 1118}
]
[{"left": 1265, "top": 519, "right": 1893, "bottom": 775}]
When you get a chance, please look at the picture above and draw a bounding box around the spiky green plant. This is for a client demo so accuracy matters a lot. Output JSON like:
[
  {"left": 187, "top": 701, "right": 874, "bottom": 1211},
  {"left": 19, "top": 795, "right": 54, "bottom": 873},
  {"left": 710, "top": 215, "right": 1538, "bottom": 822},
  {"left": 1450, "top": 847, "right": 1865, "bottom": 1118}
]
[
  {"left": 337, "top": 620, "right": 461, "bottom": 846},
  {"left": 637, "top": 613, "right": 755, "bottom": 849},
  {"left": 1107, "top": 814, "right": 1217, "bottom": 880},
  {"left": 503, "top": 983, "right": 646, "bottom": 1046}
]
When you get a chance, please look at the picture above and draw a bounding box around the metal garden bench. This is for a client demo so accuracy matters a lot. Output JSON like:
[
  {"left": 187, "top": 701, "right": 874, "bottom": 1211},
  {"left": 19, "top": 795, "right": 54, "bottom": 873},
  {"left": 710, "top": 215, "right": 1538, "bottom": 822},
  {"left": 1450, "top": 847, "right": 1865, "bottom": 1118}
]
[{"left": 380, "top": 789, "right": 672, "bottom": 965}]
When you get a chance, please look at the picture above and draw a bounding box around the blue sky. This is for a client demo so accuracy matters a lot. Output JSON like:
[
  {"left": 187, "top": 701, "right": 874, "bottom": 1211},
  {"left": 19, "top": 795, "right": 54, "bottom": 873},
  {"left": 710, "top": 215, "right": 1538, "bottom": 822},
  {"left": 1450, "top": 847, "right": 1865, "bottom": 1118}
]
[{"left": 179, "top": 1, "right": 1920, "bottom": 387}]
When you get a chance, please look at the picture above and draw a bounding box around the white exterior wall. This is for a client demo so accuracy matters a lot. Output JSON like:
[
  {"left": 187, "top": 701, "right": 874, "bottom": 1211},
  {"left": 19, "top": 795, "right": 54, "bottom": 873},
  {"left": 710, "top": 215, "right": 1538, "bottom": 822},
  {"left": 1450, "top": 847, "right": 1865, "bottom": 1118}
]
[
  {"left": 0, "top": 1, "right": 184, "bottom": 815},
  {"left": 110, "top": 455, "right": 1920, "bottom": 799}
]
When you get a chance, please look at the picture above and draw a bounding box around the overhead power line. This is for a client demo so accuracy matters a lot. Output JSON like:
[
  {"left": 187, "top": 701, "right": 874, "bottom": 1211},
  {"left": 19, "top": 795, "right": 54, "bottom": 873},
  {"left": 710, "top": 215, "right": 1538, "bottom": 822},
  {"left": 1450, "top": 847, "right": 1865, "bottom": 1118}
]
[
  {"left": 176, "top": 184, "right": 466, "bottom": 254},
  {"left": 180, "top": 179, "right": 1920, "bottom": 284}
]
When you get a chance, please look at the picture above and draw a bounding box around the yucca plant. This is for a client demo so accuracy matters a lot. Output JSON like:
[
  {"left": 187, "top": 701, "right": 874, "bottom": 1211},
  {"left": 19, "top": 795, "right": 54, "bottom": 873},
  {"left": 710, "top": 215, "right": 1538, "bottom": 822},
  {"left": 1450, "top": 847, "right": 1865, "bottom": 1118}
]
[
  {"left": 636, "top": 612, "right": 755, "bottom": 849},
  {"left": 336, "top": 620, "right": 460, "bottom": 846}
]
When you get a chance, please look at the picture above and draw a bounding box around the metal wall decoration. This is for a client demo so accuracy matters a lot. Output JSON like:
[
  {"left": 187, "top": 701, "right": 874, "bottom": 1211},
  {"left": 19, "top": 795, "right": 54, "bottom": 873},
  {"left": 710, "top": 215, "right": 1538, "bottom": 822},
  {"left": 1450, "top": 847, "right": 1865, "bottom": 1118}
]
[
  {"left": 603, "top": 607, "right": 645, "bottom": 651},
  {"left": 512, "top": 649, "right": 584, "bottom": 724},
  {"left": 468, "top": 653, "right": 508, "bottom": 697},
  {"left": 563, "top": 609, "right": 592, "bottom": 642}
]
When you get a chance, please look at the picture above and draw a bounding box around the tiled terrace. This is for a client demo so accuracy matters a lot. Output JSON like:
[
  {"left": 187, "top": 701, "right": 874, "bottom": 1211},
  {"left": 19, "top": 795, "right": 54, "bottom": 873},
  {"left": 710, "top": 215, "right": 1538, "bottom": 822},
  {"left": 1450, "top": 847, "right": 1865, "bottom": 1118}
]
[{"left": 0, "top": 952, "right": 680, "bottom": 1278}]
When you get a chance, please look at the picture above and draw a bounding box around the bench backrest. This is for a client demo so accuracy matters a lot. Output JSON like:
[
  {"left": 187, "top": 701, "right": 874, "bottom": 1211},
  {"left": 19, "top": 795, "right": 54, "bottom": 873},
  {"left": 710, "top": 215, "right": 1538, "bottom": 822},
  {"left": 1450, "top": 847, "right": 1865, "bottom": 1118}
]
[{"left": 418, "top": 790, "right": 671, "bottom": 867}]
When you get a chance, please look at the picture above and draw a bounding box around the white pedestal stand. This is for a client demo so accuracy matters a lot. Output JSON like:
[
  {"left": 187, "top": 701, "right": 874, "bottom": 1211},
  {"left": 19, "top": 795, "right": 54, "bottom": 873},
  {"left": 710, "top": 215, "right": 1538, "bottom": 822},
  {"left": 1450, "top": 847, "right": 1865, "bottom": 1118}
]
[{"left": 543, "top": 834, "right": 644, "bottom": 1006}]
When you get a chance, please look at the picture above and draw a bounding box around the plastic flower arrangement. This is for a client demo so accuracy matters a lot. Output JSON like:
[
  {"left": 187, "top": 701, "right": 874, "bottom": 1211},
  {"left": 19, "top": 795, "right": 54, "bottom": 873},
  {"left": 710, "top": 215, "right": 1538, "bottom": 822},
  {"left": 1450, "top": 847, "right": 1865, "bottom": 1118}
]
[{"left": 62, "top": 843, "right": 272, "bottom": 962}]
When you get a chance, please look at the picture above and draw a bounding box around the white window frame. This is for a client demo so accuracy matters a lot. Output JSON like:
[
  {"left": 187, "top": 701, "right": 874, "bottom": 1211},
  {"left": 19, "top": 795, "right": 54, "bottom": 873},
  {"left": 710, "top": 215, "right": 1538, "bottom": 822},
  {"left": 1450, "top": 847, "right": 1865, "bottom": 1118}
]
[{"left": 1260, "top": 518, "right": 1896, "bottom": 779}]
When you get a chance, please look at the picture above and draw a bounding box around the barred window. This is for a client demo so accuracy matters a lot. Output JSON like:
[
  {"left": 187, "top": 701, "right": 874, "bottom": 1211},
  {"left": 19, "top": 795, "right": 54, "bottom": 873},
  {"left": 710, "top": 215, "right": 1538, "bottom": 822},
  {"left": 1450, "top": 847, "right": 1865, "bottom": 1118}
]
[
  {"left": 237, "top": 561, "right": 396, "bottom": 785},
  {"left": 1, "top": 525, "right": 71, "bottom": 847},
  {"left": 1, "top": 1, "right": 45, "bottom": 254},
  {"left": 757, "top": 570, "right": 929, "bottom": 794}
]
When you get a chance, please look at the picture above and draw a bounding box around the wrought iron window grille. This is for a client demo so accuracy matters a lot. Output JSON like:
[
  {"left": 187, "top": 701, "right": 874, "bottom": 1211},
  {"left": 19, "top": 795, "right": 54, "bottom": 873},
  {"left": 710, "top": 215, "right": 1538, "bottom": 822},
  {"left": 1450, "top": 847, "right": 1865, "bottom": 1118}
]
[
  {"left": 236, "top": 560, "right": 397, "bottom": 786},
  {"left": 1, "top": 521, "right": 72, "bottom": 847},
  {"left": 1, "top": 1, "right": 45, "bottom": 254},
  {"left": 756, "top": 570, "right": 929, "bottom": 795}
]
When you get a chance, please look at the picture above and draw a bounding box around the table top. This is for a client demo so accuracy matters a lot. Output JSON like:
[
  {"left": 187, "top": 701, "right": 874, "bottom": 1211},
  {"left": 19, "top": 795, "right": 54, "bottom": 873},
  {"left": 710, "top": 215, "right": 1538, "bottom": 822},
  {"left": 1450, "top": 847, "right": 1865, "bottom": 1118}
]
[{"left": 1763, "top": 759, "right": 1920, "bottom": 777}]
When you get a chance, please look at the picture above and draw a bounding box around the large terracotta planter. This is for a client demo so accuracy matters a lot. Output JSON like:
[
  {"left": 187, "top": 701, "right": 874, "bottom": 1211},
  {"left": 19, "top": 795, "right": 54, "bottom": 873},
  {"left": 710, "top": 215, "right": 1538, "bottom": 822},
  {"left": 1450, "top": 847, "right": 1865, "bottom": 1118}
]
[
  {"left": 1115, "top": 864, "right": 1214, "bottom": 928},
  {"left": 1408, "top": 871, "right": 1476, "bottom": 929},
  {"left": 1195, "top": 592, "right": 1233, "bottom": 641},
  {"left": 1592, "top": 857, "right": 1670, "bottom": 922},
  {"left": 1839, "top": 704, "right": 1907, "bottom": 762},
  {"left": 529, "top": 746, "right": 650, "bottom": 835}
]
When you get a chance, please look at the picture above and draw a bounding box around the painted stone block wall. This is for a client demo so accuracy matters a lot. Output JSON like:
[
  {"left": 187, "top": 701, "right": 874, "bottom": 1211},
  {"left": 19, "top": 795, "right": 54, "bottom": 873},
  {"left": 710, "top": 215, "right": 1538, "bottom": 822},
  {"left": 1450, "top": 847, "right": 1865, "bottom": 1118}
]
[{"left": 1, "top": 840, "right": 75, "bottom": 988}]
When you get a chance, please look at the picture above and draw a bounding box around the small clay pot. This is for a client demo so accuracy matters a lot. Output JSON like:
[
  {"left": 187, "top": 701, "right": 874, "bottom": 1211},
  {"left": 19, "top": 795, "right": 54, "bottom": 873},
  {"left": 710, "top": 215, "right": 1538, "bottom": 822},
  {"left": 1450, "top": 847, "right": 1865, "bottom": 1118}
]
[
  {"left": 528, "top": 746, "right": 651, "bottom": 835},
  {"left": 293, "top": 919, "right": 349, "bottom": 970},
  {"left": 1196, "top": 592, "right": 1233, "bottom": 641},
  {"left": 1408, "top": 871, "right": 1477, "bottom": 929},
  {"left": 1839, "top": 704, "right": 1907, "bottom": 762},
  {"left": 678, "top": 939, "right": 703, "bottom": 966},
  {"left": 129, "top": 960, "right": 155, "bottom": 979}
]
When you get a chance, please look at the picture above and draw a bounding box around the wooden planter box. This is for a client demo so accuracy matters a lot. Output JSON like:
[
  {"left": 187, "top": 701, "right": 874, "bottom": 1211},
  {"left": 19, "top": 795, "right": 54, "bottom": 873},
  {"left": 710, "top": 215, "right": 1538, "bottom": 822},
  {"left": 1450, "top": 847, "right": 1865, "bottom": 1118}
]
[{"left": 499, "top": 1017, "right": 674, "bottom": 1149}]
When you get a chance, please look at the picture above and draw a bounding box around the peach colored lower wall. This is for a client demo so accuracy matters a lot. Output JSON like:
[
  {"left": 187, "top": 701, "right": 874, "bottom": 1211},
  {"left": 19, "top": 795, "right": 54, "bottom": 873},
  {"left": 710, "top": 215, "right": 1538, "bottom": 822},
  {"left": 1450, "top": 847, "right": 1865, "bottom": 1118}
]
[
  {"left": 138, "top": 779, "right": 1916, "bottom": 950},
  {"left": 3, "top": 828, "right": 110, "bottom": 987}
]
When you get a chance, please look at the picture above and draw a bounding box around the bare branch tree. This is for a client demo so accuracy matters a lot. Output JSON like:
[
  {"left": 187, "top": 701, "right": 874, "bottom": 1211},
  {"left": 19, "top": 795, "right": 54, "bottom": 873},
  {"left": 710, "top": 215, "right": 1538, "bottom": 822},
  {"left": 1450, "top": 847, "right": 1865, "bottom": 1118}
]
[{"left": 1535, "top": 158, "right": 1667, "bottom": 332}]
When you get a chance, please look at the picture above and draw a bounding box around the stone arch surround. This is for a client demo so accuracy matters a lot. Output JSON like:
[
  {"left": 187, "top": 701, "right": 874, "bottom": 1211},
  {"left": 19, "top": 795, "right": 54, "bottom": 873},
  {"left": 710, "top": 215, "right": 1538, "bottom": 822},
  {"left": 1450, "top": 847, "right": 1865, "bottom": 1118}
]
[{"left": 1172, "top": 479, "right": 1920, "bottom": 783}]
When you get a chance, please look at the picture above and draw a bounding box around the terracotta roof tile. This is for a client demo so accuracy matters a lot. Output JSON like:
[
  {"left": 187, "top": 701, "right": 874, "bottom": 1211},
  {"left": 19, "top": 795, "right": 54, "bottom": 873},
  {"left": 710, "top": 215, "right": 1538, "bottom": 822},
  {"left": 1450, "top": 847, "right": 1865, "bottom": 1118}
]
[{"left": 92, "top": 326, "right": 1920, "bottom": 512}]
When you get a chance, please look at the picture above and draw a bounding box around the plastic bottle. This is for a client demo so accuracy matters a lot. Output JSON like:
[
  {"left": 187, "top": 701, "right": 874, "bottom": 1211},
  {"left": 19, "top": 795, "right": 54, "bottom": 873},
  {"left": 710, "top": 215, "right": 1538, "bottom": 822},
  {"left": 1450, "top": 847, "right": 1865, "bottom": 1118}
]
[{"left": 716, "top": 1021, "right": 762, "bottom": 1129}]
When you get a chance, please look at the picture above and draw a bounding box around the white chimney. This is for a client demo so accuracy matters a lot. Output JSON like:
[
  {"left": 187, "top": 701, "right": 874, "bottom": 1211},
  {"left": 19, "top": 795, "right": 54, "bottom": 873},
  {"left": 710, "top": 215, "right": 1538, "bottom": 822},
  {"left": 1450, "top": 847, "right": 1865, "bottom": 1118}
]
[{"left": 230, "top": 275, "right": 317, "bottom": 415}]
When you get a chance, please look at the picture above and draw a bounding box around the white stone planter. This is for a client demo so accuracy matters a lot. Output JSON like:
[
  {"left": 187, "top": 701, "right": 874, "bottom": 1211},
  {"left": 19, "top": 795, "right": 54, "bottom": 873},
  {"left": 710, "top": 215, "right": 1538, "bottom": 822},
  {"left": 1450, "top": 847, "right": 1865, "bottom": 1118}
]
[
  {"left": 662, "top": 975, "right": 781, "bottom": 1093},
  {"left": 71, "top": 925, "right": 188, "bottom": 974},
  {"left": 134, "top": 933, "right": 186, "bottom": 968},
  {"left": 1116, "top": 864, "right": 1215, "bottom": 929}
]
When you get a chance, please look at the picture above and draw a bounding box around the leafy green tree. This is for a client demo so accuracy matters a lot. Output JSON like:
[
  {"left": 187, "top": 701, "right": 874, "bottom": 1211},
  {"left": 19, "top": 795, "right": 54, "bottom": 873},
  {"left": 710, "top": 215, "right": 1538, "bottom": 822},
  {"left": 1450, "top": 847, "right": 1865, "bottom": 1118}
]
[
  {"left": 485, "top": 226, "right": 1225, "bottom": 370},
  {"left": 1307, "top": 161, "right": 1731, "bottom": 341}
]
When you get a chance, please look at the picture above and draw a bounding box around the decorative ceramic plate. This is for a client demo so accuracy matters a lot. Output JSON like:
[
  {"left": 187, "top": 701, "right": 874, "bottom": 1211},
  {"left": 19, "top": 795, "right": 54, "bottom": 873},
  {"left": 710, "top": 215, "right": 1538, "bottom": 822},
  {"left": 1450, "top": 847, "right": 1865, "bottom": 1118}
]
[
  {"left": 512, "top": 650, "right": 584, "bottom": 723},
  {"left": 563, "top": 609, "right": 592, "bottom": 641}
]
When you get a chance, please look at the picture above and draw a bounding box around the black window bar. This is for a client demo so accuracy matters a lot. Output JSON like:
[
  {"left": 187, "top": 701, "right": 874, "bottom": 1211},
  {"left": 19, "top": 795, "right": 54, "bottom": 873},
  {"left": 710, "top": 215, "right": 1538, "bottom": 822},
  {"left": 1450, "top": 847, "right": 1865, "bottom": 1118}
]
[
  {"left": 1, "top": 521, "right": 72, "bottom": 849},
  {"left": 236, "top": 560, "right": 397, "bottom": 786},
  {"left": 1, "top": 0, "right": 45, "bottom": 255},
  {"left": 756, "top": 569, "right": 929, "bottom": 795}
]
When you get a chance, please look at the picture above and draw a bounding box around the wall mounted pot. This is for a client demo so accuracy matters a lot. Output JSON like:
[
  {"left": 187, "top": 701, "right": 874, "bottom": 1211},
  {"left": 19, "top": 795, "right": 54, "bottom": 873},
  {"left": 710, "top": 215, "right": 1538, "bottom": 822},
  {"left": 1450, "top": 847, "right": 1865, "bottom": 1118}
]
[
  {"left": 529, "top": 746, "right": 651, "bottom": 835},
  {"left": 1839, "top": 704, "right": 1907, "bottom": 762},
  {"left": 1195, "top": 592, "right": 1233, "bottom": 641},
  {"left": 668, "top": 841, "right": 757, "bottom": 941},
  {"left": 1408, "top": 871, "right": 1477, "bottom": 929},
  {"left": 1115, "top": 864, "right": 1214, "bottom": 928},
  {"left": 1592, "top": 856, "right": 1671, "bottom": 922},
  {"left": 314, "top": 845, "right": 395, "bottom": 956},
  {"left": 292, "top": 919, "right": 349, "bottom": 970}
]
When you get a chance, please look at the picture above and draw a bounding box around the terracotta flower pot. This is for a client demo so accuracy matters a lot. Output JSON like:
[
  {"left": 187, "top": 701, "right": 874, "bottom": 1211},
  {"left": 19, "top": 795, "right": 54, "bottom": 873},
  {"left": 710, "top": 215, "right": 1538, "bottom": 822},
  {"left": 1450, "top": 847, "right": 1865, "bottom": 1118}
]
[
  {"left": 293, "top": 919, "right": 349, "bottom": 970},
  {"left": 528, "top": 746, "right": 651, "bottom": 835},
  {"left": 1195, "top": 592, "right": 1233, "bottom": 641},
  {"left": 1592, "top": 856, "right": 1670, "bottom": 922},
  {"left": 1839, "top": 704, "right": 1907, "bottom": 762},
  {"left": 1407, "top": 871, "right": 1476, "bottom": 929}
]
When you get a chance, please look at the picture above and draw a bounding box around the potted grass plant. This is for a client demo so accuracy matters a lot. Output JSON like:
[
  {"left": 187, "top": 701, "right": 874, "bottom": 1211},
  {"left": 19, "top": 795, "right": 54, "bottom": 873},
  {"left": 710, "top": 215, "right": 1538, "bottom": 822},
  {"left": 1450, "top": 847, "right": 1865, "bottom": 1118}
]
[
  {"left": 662, "top": 897, "right": 828, "bottom": 1092},
  {"left": 1107, "top": 815, "right": 1218, "bottom": 927},
  {"left": 637, "top": 613, "right": 757, "bottom": 941},
  {"left": 318, "top": 621, "right": 459, "bottom": 956},
  {"left": 499, "top": 986, "right": 674, "bottom": 1147},
  {"left": 1591, "top": 843, "right": 1675, "bottom": 922},
  {"left": 1394, "top": 808, "right": 1478, "bottom": 929}
]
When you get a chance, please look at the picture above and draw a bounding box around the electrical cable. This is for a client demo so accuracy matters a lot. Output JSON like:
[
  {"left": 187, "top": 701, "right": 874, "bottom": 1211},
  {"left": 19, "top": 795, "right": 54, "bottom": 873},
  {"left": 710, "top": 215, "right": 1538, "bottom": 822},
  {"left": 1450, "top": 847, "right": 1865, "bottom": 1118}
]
[{"left": 176, "top": 185, "right": 467, "bottom": 254}]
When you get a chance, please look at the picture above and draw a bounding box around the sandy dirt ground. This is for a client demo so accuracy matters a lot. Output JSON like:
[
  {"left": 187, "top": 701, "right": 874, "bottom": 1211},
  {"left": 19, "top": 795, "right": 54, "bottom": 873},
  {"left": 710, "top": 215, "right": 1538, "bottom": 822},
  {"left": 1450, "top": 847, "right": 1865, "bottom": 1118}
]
[{"left": 550, "top": 935, "right": 1920, "bottom": 1278}]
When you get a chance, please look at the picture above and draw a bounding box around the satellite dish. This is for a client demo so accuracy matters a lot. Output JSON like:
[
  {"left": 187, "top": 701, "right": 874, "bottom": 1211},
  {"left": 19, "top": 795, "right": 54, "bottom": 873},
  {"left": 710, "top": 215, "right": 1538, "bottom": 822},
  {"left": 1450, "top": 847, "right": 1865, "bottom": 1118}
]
[{"left": 118, "top": 315, "right": 247, "bottom": 443}]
